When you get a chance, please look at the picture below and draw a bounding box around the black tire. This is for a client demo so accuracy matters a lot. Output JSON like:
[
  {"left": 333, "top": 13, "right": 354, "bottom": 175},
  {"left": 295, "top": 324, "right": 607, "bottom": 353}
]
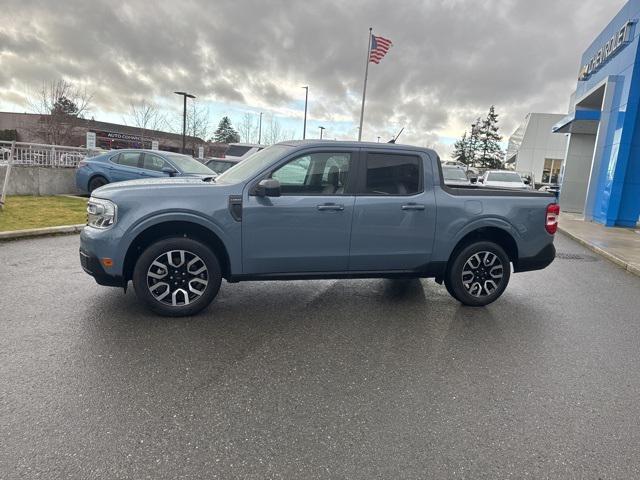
[
  {"left": 88, "top": 176, "right": 108, "bottom": 193},
  {"left": 133, "top": 237, "right": 222, "bottom": 317},
  {"left": 445, "top": 241, "right": 511, "bottom": 307},
  {"left": 443, "top": 275, "right": 457, "bottom": 299}
]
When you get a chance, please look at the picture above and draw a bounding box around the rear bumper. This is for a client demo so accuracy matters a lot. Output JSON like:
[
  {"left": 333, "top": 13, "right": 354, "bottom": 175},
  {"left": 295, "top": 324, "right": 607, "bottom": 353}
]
[
  {"left": 79, "top": 249, "right": 124, "bottom": 287},
  {"left": 514, "top": 243, "right": 556, "bottom": 273}
]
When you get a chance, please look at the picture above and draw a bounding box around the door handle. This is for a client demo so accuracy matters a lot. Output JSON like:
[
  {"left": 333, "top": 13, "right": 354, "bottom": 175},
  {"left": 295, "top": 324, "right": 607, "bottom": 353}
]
[
  {"left": 317, "top": 203, "right": 344, "bottom": 211},
  {"left": 401, "top": 203, "right": 425, "bottom": 211}
]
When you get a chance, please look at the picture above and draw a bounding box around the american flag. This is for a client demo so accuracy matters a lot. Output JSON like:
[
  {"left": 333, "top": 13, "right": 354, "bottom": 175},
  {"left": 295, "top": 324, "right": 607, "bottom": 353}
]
[{"left": 369, "top": 35, "right": 393, "bottom": 64}]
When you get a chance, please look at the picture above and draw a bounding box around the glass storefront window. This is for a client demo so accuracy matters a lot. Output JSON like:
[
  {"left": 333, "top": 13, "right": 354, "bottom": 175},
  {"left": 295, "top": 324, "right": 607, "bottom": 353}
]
[{"left": 542, "top": 158, "right": 562, "bottom": 184}]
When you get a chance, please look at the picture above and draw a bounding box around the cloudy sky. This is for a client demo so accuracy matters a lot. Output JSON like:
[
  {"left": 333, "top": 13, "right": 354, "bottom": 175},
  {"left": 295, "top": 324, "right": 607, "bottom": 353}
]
[{"left": 0, "top": 0, "right": 627, "bottom": 156}]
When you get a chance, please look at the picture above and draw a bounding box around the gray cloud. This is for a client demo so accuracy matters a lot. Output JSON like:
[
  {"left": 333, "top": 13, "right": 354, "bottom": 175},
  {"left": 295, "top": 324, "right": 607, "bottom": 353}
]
[{"left": 0, "top": 0, "right": 627, "bottom": 151}]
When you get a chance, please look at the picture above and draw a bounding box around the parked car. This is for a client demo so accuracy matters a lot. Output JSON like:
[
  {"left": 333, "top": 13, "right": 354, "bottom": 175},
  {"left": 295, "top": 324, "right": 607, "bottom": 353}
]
[
  {"left": 222, "top": 143, "right": 265, "bottom": 160},
  {"left": 479, "top": 170, "right": 530, "bottom": 189},
  {"left": 205, "top": 158, "right": 240, "bottom": 174},
  {"left": 76, "top": 149, "right": 215, "bottom": 194},
  {"left": 205, "top": 143, "right": 266, "bottom": 173},
  {"left": 442, "top": 166, "right": 471, "bottom": 186},
  {"left": 442, "top": 160, "right": 478, "bottom": 176},
  {"left": 80, "top": 141, "right": 558, "bottom": 316}
]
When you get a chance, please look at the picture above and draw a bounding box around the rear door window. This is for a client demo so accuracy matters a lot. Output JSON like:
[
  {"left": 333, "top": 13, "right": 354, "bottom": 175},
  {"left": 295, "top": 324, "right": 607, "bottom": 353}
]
[{"left": 363, "top": 153, "right": 421, "bottom": 195}]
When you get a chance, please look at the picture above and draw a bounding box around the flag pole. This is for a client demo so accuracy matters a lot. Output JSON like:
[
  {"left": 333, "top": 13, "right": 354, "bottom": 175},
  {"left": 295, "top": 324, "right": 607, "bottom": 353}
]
[{"left": 358, "top": 27, "right": 372, "bottom": 141}]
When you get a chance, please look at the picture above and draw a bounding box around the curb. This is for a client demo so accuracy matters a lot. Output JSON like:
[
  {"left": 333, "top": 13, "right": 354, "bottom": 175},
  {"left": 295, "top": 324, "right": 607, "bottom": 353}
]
[
  {"left": 0, "top": 224, "right": 84, "bottom": 241},
  {"left": 558, "top": 226, "right": 640, "bottom": 278}
]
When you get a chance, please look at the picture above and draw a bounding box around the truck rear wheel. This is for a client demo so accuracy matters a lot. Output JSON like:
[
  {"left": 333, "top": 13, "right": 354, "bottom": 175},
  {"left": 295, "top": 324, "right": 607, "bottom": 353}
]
[
  {"left": 133, "top": 237, "right": 222, "bottom": 317},
  {"left": 445, "top": 241, "right": 511, "bottom": 307}
]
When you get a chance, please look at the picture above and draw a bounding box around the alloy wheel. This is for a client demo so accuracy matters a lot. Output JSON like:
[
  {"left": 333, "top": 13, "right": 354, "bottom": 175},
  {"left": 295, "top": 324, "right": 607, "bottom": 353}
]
[
  {"left": 146, "top": 250, "right": 209, "bottom": 306},
  {"left": 461, "top": 251, "right": 504, "bottom": 298}
]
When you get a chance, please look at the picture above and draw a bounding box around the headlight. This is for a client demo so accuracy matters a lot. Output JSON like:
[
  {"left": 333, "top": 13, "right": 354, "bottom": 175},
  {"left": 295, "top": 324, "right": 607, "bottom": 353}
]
[{"left": 87, "top": 198, "right": 117, "bottom": 229}]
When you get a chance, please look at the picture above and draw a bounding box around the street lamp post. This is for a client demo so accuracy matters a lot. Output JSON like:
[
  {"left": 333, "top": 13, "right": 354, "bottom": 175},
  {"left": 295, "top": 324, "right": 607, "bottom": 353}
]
[
  {"left": 468, "top": 122, "right": 477, "bottom": 174},
  {"left": 174, "top": 91, "right": 196, "bottom": 154},
  {"left": 319, "top": 126, "right": 325, "bottom": 139},
  {"left": 302, "top": 86, "right": 308, "bottom": 139},
  {"left": 258, "top": 112, "right": 263, "bottom": 144}
]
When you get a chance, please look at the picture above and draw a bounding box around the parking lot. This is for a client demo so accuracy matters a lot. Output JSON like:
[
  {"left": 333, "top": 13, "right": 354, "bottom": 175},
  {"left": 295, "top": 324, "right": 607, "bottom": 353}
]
[{"left": 2, "top": 233, "right": 640, "bottom": 479}]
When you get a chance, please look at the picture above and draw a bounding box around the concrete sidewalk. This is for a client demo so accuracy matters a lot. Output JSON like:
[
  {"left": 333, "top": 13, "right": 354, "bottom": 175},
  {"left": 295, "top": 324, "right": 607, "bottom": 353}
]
[{"left": 558, "top": 212, "right": 640, "bottom": 277}]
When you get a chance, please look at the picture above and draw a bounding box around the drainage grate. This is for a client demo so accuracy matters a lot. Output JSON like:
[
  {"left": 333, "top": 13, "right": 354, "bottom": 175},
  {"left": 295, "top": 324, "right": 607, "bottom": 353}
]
[{"left": 555, "top": 252, "right": 599, "bottom": 261}]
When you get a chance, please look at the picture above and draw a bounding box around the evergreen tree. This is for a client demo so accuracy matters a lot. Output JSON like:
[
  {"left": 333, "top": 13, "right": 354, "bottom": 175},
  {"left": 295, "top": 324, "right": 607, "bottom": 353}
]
[
  {"left": 475, "top": 106, "right": 503, "bottom": 169},
  {"left": 452, "top": 131, "right": 470, "bottom": 165},
  {"left": 213, "top": 116, "right": 240, "bottom": 143},
  {"left": 51, "top": 96, "right": 79, "bottom": 116}
]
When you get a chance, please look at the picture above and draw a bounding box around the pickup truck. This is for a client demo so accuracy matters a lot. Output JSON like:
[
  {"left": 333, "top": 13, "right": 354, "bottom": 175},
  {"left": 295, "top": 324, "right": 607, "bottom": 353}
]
[{"left": 80, "top": 141, "right": 559, "bottom": 316}]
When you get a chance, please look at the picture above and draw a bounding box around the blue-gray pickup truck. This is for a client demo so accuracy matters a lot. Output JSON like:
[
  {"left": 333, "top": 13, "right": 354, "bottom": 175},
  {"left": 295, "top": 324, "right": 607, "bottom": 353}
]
[{"left": 80, "top": 141, "right": 559, "bottom": 316}]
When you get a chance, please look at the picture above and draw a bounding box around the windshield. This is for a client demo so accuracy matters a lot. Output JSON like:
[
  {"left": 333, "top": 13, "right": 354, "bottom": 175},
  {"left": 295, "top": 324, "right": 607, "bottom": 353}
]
[
  {"left": 443, "top": 167, "right": 468, "bottom": 181},
  {"left": 486, "top": 172, "right": 523, "bottom": 183},
  {"left": 165, "top": 154, "right": 214, "bottom": 175},
  {"left": 216, "top": 145, "right": 291, "bottom": 184}
]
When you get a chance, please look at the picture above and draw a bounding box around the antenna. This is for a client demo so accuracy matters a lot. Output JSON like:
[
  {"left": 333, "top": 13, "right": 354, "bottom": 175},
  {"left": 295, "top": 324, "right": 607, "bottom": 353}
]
[{"left": 388, "top": 127, "right": 404, "bottom": 143}]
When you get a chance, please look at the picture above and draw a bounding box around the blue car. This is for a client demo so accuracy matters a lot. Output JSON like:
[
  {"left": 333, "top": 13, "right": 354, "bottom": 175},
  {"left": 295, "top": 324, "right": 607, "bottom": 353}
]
[{"left": 75, "top": 149, "right": 215, "bottom": 194}]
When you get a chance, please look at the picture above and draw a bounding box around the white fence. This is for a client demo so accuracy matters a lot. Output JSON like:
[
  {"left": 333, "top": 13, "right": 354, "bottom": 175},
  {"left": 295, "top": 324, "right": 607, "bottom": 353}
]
[{"left": 0, "top": 140, "right": 102, "bottom": 168}]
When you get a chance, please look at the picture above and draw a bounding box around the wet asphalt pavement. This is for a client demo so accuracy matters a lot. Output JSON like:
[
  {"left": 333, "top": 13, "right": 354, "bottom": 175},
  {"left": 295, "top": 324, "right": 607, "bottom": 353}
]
[{"left": 1, "top": 233, "right": 640, "bottom": 479}]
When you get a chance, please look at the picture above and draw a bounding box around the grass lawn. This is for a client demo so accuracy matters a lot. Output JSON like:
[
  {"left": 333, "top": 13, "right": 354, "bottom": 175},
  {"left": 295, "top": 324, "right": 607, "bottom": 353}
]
[{"left": 0, "top": 195, "right": 87, "bottom": 232}]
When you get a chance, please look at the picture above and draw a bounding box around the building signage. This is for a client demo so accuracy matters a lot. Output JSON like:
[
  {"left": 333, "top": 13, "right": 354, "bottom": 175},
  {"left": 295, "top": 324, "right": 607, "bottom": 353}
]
[
  {"left": 151, "top": 140, "right": 159, "bottom": 150},
  {"left": 198, "top": 146, "right": 204, "bottom": 159},
  {"left": 86, "top": 131, "right": 96, "bottom": 149},
  {"left": 579, "top": 20, "right": 634, "bottom": 81},
  {"left": 95, "top": 130, "right": 144, "bottom": 143}
]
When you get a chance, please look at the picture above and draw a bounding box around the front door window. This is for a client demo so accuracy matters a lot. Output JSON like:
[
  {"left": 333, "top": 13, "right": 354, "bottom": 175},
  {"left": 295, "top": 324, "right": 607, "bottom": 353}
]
[{"left": 272, "top": 152, "right": 352, "bottom": 195}]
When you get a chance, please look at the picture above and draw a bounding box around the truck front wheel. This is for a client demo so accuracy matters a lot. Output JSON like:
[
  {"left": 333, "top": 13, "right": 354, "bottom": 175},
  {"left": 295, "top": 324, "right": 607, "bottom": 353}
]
[
  {"left": 132, "top": 237, "right": 222, "bottom": 317},
  {"left": 445, "top": 241, "right": 511, "bottom": 307}
]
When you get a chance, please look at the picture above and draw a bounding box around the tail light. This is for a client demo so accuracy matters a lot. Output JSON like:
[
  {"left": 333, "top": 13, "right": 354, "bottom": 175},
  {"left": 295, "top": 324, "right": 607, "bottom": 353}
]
[{"left": 545, "top": 203, "right": 560, "bottom": 234}]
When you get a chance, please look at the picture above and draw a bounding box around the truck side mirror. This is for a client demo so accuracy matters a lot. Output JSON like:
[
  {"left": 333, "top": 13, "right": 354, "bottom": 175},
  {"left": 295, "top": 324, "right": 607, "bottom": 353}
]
[{"left": 255, "top": 178, "right": 281, "bottom": 197}]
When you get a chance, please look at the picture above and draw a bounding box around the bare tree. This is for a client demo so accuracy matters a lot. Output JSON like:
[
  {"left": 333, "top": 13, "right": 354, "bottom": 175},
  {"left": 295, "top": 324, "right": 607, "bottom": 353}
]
[
  {"left": 237, "top": 113, "right": 258, "bottom": 144},
  {"left": 263, "top": 114, "right": 294, "bottom": 145},
  {"left": 124, "top": 99, "right": 167, "bottom": 148},
  {"left": 186, "top": 101, "right": 211, "bottom": 155},
  {"left": 28, "top": 79, "right": 93, "bottom": 145}
]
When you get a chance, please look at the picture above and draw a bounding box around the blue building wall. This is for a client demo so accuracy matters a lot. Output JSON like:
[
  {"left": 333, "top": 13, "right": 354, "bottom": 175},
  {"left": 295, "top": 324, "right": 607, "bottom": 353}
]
[{"left": 573, "top": 0, "right": 640, "bottom": 226}]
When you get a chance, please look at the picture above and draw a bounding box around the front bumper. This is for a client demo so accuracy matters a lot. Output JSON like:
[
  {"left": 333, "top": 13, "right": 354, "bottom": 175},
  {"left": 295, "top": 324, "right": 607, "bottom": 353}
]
[
  {"left": 514, "top": 243, "right": 556, "bottom": 273},
  {"left": 79, "top": 248, "right": 125, "bottom": 287}
]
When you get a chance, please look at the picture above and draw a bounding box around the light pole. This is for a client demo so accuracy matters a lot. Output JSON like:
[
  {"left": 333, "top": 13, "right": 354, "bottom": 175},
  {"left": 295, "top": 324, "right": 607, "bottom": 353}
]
[
  {"left": 377, "top": 136, "right": 381, "bottom": 143},
  {"left": 302, "top": 86, "right": 308, "bottom": 139},
  {"left": 468, "top": 122, "right": 477, "bottom": 174},
  {"left": 174, "top": 91, "right": 195, "bottom": 154},
  {"left": 319, "top": 126, "right": 325, "bottom": 139},
  {"left": 258, "top": 112, "right": 263, "bottom": 144}
]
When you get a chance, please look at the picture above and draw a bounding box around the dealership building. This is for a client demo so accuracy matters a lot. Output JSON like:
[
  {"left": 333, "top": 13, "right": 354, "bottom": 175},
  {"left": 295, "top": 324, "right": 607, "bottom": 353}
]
[
  {"left": 505, "top": 113, "right": 568, "bottom": 186},
  {"left": 553, "top": 0, "right": 640, "bottom": 226}
]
